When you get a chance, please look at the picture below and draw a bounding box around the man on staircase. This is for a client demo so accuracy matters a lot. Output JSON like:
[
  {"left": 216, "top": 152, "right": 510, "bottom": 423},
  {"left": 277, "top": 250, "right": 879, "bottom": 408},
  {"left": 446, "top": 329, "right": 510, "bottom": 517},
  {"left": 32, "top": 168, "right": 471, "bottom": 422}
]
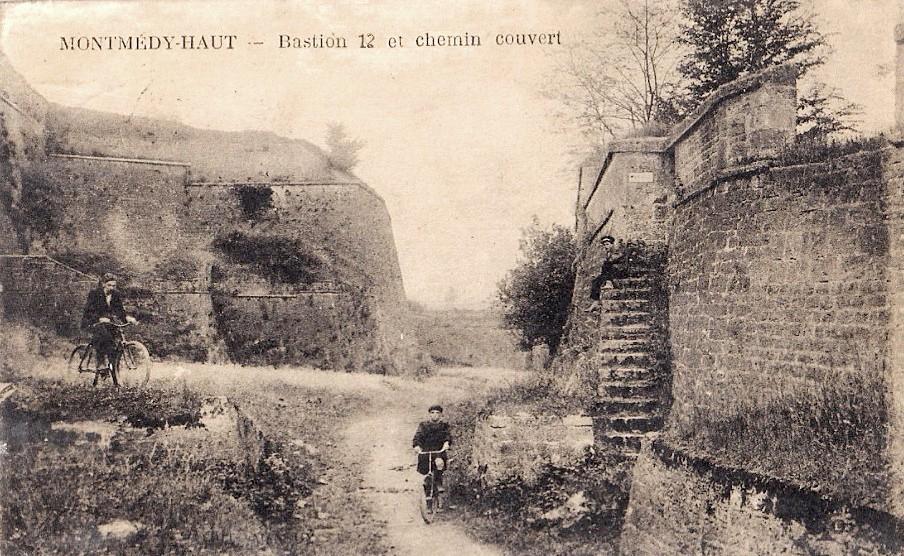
[{"left": 584, "top": 235, "right": 626, "bottom": 313}]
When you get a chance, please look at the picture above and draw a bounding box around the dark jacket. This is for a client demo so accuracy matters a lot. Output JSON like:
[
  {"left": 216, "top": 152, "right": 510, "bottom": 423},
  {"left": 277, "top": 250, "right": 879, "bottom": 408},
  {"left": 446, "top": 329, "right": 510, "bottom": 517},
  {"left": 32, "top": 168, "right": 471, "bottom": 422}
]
[
  {"left": 81, "top": 287, "right": 127, "bottom": 330},
  {"left": 412, "top": 421, "right": 452, "bottom": 452}
]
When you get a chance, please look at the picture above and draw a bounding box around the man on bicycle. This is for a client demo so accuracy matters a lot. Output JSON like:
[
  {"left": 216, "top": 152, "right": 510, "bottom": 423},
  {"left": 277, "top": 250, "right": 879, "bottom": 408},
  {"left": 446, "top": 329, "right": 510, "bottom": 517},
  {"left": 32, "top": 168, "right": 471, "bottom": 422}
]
[
  {"left": 412, "top": 404, "right": 452, "bottom": 497},
  {"left": 80, "top": 273, "right": 137, "bottom": 371}
]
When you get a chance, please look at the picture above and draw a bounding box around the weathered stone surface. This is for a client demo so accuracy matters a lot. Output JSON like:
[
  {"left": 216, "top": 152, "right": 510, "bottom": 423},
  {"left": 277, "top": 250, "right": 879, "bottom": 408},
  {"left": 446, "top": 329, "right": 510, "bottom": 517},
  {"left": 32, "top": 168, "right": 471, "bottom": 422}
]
[
  {"left": 620, "top": 443, "right": 902, "bottom": 555},
  {"left": 472, "top": 412, "right": 594, "bottom": 485}
]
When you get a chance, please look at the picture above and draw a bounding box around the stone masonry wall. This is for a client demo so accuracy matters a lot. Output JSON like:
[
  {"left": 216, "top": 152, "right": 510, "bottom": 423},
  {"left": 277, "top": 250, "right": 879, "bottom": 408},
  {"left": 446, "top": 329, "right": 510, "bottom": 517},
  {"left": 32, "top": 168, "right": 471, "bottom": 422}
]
[
  {"left": 0, "top": 255, "right": 94, "bottom": 337},
  {"left": 671, "top": 64, "right": 797, "bottom": 199},
  {"left": 471, "top": 413, "right": 593, "bottom": 485},
  {"left": 669, "top": 151, "right": 888, "bottom": 426},
  {"left": 620, "top": 442, "right": 903, "bottom": 555},
  {"left": 883, "top": 145, "right": 904, "bottom": 516},
  {"left": 666, "top": 150, "right": 892, "bottom": 505},
  {"left": 580, "top": 139, "right": 672, "bottom": 245}
]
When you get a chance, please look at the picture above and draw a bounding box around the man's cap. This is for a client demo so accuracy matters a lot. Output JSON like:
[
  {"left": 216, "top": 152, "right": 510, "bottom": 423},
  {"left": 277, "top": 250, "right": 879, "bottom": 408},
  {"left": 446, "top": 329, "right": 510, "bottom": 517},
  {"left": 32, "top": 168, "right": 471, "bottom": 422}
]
[
  {"left": 100, "top": 273, "right": 117, "bottom": 283},
  {"left": 600, "top": 235, "right": 615, "bottom": 245},
  {"left": 428, "top": 404, "right": 443, "bottom": 413}
]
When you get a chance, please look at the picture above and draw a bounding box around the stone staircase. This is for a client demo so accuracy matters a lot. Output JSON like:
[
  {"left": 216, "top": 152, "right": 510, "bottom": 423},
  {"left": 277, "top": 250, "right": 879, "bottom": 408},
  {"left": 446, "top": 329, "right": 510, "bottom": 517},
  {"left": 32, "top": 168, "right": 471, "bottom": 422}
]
[{"left": 590, "top": 268, "right": 669, "bottom": 457}]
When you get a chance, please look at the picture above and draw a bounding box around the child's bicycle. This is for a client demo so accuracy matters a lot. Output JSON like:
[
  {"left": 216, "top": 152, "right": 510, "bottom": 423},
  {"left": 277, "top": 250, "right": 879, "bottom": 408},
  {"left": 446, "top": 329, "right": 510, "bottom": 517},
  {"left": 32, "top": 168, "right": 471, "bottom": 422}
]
[
  {"left": 67, "top": 322, "right": 151, "bottom": 388},
  {"left": 417, "top": 448, "right": 448, "bottom": 524}
]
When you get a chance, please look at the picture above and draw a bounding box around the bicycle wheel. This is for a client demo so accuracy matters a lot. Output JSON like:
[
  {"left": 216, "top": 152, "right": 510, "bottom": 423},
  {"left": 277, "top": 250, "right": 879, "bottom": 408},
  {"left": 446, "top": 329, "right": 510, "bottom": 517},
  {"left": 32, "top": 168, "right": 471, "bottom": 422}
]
[
  {"left": 67, "top": 344, "right": 98, "bottom": 385},
  {"left": 114, "top": 341, "right": 151, "bottom": 388},
  {"left": 419, "top": 474, "right": 435, "bottom": 524}
]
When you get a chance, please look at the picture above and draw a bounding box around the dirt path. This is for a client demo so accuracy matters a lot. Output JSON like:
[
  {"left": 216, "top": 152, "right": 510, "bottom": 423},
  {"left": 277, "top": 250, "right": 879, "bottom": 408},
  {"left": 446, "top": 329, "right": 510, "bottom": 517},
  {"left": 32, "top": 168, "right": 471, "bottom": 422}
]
[
  {"left": 34, "top": 357, "right": 526, "bottom": 554},
  {"left": 345, "top": 368, "right": 525, "bottom": 556}
]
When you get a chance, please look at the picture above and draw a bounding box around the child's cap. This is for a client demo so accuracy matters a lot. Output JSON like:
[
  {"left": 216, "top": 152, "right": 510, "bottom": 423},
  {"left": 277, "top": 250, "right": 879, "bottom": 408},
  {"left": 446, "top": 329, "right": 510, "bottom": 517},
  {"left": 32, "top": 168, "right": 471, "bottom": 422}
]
[
  {"left": 428, "top": 404, "right": 443, "bottom": 413},
  {"left": 600, "top": 235, "right": 615, "bottom": 245}
]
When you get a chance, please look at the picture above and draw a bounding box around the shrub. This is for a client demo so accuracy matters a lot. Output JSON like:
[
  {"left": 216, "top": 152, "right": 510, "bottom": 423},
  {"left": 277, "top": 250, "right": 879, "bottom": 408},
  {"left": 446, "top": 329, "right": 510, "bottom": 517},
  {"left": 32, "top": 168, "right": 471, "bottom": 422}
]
[
  {"left": 234, "top": 185, "right": 274, "bottom": 220},
  {"left": 497, "top": 220, "right": 576, "bottom": 356}
]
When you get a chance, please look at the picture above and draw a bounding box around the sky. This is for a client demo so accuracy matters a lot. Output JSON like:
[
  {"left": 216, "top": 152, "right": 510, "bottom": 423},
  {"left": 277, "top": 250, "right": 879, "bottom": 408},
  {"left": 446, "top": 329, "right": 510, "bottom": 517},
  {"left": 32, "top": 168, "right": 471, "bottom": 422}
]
[{"left": 1, "top": 0, "right": 900, "bottom": 308}]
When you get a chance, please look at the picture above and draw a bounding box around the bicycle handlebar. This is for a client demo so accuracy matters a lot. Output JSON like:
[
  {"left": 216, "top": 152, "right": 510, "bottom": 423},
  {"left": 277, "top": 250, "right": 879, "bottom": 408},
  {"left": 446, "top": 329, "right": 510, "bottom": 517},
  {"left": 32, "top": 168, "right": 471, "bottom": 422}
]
[
  {"left": 417, "top": 448, "right": 448, "bottom": 455},
  {"left": 92, "top": 321, "right": 136, "bottom": 328}
]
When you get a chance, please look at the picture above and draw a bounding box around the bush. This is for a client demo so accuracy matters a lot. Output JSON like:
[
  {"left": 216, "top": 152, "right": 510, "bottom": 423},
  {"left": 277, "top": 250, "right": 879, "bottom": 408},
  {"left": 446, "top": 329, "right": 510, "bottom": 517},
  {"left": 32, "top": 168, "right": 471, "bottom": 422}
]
[{"left": 497, "top": 220, "right": 576, "bottom": 356}]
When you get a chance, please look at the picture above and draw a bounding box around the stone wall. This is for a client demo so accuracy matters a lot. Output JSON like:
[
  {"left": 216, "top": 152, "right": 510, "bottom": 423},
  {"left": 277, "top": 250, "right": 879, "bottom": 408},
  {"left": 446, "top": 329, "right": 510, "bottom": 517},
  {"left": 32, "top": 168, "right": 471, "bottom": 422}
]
[
  {"left": 620, "top": 442, "right": 903, "bottom": 555},
  {"left": 471, "top": 413, "right": 593, "bottom": 485},
  {"left": 580, "top": 138, "right": 672, "bottom": 245},
  {"left": 0, "top": 255, "right": 94, "bottom": 337},
  {"left": 0, "top": 49, "right": 417, "bottom": 371},
  {"left": 668, "top": 150, "right": 889, "bottom": 433},
  {"left": 670, "top": 64, "right": 797, "bottom": 198}
]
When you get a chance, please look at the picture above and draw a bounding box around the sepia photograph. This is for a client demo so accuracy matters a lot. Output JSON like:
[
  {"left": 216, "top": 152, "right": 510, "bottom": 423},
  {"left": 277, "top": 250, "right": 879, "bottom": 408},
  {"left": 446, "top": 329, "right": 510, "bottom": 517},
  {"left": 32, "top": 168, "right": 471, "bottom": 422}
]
[{"left": 0, "top": 0, "right": 903, "bottom": 554}]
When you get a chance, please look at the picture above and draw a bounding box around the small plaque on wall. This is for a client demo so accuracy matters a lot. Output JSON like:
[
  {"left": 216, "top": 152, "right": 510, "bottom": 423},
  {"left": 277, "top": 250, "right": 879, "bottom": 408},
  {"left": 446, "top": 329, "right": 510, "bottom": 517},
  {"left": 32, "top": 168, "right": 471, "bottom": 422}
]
[{"left": 628, "top": 172, "right": 654, "bottom": 183}]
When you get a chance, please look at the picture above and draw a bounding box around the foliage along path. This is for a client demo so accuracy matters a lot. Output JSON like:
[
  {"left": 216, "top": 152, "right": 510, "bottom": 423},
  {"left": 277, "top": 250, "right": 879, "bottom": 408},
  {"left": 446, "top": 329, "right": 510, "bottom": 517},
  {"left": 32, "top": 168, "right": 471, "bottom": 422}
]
[{"left": 345, "top": 368, "right": 526, "bottom": 556}]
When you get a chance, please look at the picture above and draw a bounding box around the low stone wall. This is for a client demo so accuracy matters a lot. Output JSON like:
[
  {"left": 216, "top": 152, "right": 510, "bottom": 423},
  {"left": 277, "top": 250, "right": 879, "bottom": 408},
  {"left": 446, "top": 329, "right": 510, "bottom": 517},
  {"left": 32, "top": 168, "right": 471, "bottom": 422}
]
[
  {"left": 620, "top": 441, "right": 903, "bottom": 555},
  {"left": 471, "top": 412, "right": 593, "bottom": 485},
  {"left": 0, "top": 255, "right": 95, "bottom": 337}
]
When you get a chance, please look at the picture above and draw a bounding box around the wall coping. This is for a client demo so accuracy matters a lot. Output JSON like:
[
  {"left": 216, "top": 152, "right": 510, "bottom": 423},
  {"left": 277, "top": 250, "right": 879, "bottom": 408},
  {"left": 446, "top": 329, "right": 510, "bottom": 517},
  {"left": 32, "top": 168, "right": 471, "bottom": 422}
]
[
  {"left": 664, "top": 62, "right": 799, "bottom": 152},
  {"left": 582, "top": 63, "right": 798, "bottom": 214},
  {"left": 49, "top": 152, "right": 192, "bottom": 168},
  {"left": 0, "top": 255, "right": 96, "bottom": 281}
]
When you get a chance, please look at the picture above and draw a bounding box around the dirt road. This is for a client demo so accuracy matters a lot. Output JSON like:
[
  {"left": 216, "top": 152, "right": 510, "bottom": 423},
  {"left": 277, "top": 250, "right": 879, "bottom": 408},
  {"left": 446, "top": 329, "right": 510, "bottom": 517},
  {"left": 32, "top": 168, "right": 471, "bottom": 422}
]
[
  {"left": 40, "top": 357, "right": 526, "bottom": 554},
  {"left": 345, "top": 368, "right": 526, "bottom": 556}
]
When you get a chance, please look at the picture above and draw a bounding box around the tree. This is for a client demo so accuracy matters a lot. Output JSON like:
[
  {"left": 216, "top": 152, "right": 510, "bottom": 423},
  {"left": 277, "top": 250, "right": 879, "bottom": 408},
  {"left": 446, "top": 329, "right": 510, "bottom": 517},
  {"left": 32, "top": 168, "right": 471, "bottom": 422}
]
[
  {"left": 325, "top": 123, "right": 365, "bottom": 172},
  {"left": 551, "top": 0, "right": 684, "bottom": 155},
  {"left": 678, "top": 0, "right": 825, "bottom": 98},
  {"left": 796, "top": 82, "right": 861, "bottom": 142},
  {"left": 677, "top": 0, "right": 857, "bottom": 139},
  {"left": 497, "top": 220, "right": 576, "bottom": 356}
]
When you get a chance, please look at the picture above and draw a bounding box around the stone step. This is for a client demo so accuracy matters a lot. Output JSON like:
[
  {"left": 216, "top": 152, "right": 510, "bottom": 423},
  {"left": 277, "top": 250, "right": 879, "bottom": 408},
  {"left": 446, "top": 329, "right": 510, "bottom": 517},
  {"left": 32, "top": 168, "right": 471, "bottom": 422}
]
[
  {"left": 601, "top": 367, "right": 657, "bottom": 381},
  {"left": 601, "top": 312, "right": 654, "bottom": 327},
  {"left": 613, "top": 277, "right": 660, "bottom": 287},
  {"left": 595, "top": 397, "right": 658, "bottom": 414},
  {"left": 596, "top": 338, "right": 651, "bottom": 353},
  {"left": 598, "top": 324, "right": 652, "bottom": 340},
  {"left": 597, "top": 287, "right": 652, "bottom": 301},
  {"left": 602, "top": 415, "right": 664, "bottom": 433},
  {"left": 597, "top": 380, "right": 660, "bottom": 398},
  {"left": 597, "top": 352, "right": 653, "bottom": 366},
  {"left": 598, "top": 432, "right": 650, "bottom": 452},
  {"left": 596, "top": 299, "right": 651, "bottom": 311}
]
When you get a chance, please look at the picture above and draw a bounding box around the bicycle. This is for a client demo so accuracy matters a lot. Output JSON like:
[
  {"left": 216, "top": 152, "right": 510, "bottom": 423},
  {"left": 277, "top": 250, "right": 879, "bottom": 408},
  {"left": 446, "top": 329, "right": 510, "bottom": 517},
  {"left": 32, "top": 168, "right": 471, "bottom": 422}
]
[
  {"left": 67, "top": 322, "right": 151, "bottom": 388},
  {"left": 417, "top": 448, "right": 448, "bottom": 524}
]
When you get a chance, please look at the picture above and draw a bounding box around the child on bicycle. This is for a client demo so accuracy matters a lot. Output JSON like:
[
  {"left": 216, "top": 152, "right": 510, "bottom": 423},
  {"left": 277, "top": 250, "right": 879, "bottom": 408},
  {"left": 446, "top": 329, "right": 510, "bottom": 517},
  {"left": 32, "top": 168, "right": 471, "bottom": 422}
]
[{"left": 412, "top": 404, "right": 452, "bottom": 496}]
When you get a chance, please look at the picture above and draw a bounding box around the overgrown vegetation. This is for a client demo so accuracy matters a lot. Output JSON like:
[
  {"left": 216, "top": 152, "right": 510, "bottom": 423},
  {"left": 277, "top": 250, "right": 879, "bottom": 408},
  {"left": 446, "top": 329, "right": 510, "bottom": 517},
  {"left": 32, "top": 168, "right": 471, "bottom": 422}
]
[
  {"left": 212, "top": 231, "right": 324, "bottom": 285},
  {"left": 445, "top": 376, "right": 630, "bottom": 555},
  {"left": 554, "top": 0, "right": 859, "bottom": 154},
  {"left": 497, "top": 220, "right": 576, "bottom": 356},
  {"left": 234, "top": 185, "right": 274, "bottom": 220},
  {"left": 18, "top": 165, "right": 66, "bottom": 238},
  {"left": 768, "top": 134, "right": 887, "bottom": 167},
  {"left": 666, "top": 373, "right": 888, "bottom": 506}
]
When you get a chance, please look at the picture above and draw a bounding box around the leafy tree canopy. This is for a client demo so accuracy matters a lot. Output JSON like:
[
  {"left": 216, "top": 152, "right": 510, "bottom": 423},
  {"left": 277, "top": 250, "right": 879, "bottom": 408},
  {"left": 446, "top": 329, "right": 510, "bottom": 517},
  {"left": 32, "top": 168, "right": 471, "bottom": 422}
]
[{"left": 497, "top": 220, "right": 576, "bottom": 356}]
